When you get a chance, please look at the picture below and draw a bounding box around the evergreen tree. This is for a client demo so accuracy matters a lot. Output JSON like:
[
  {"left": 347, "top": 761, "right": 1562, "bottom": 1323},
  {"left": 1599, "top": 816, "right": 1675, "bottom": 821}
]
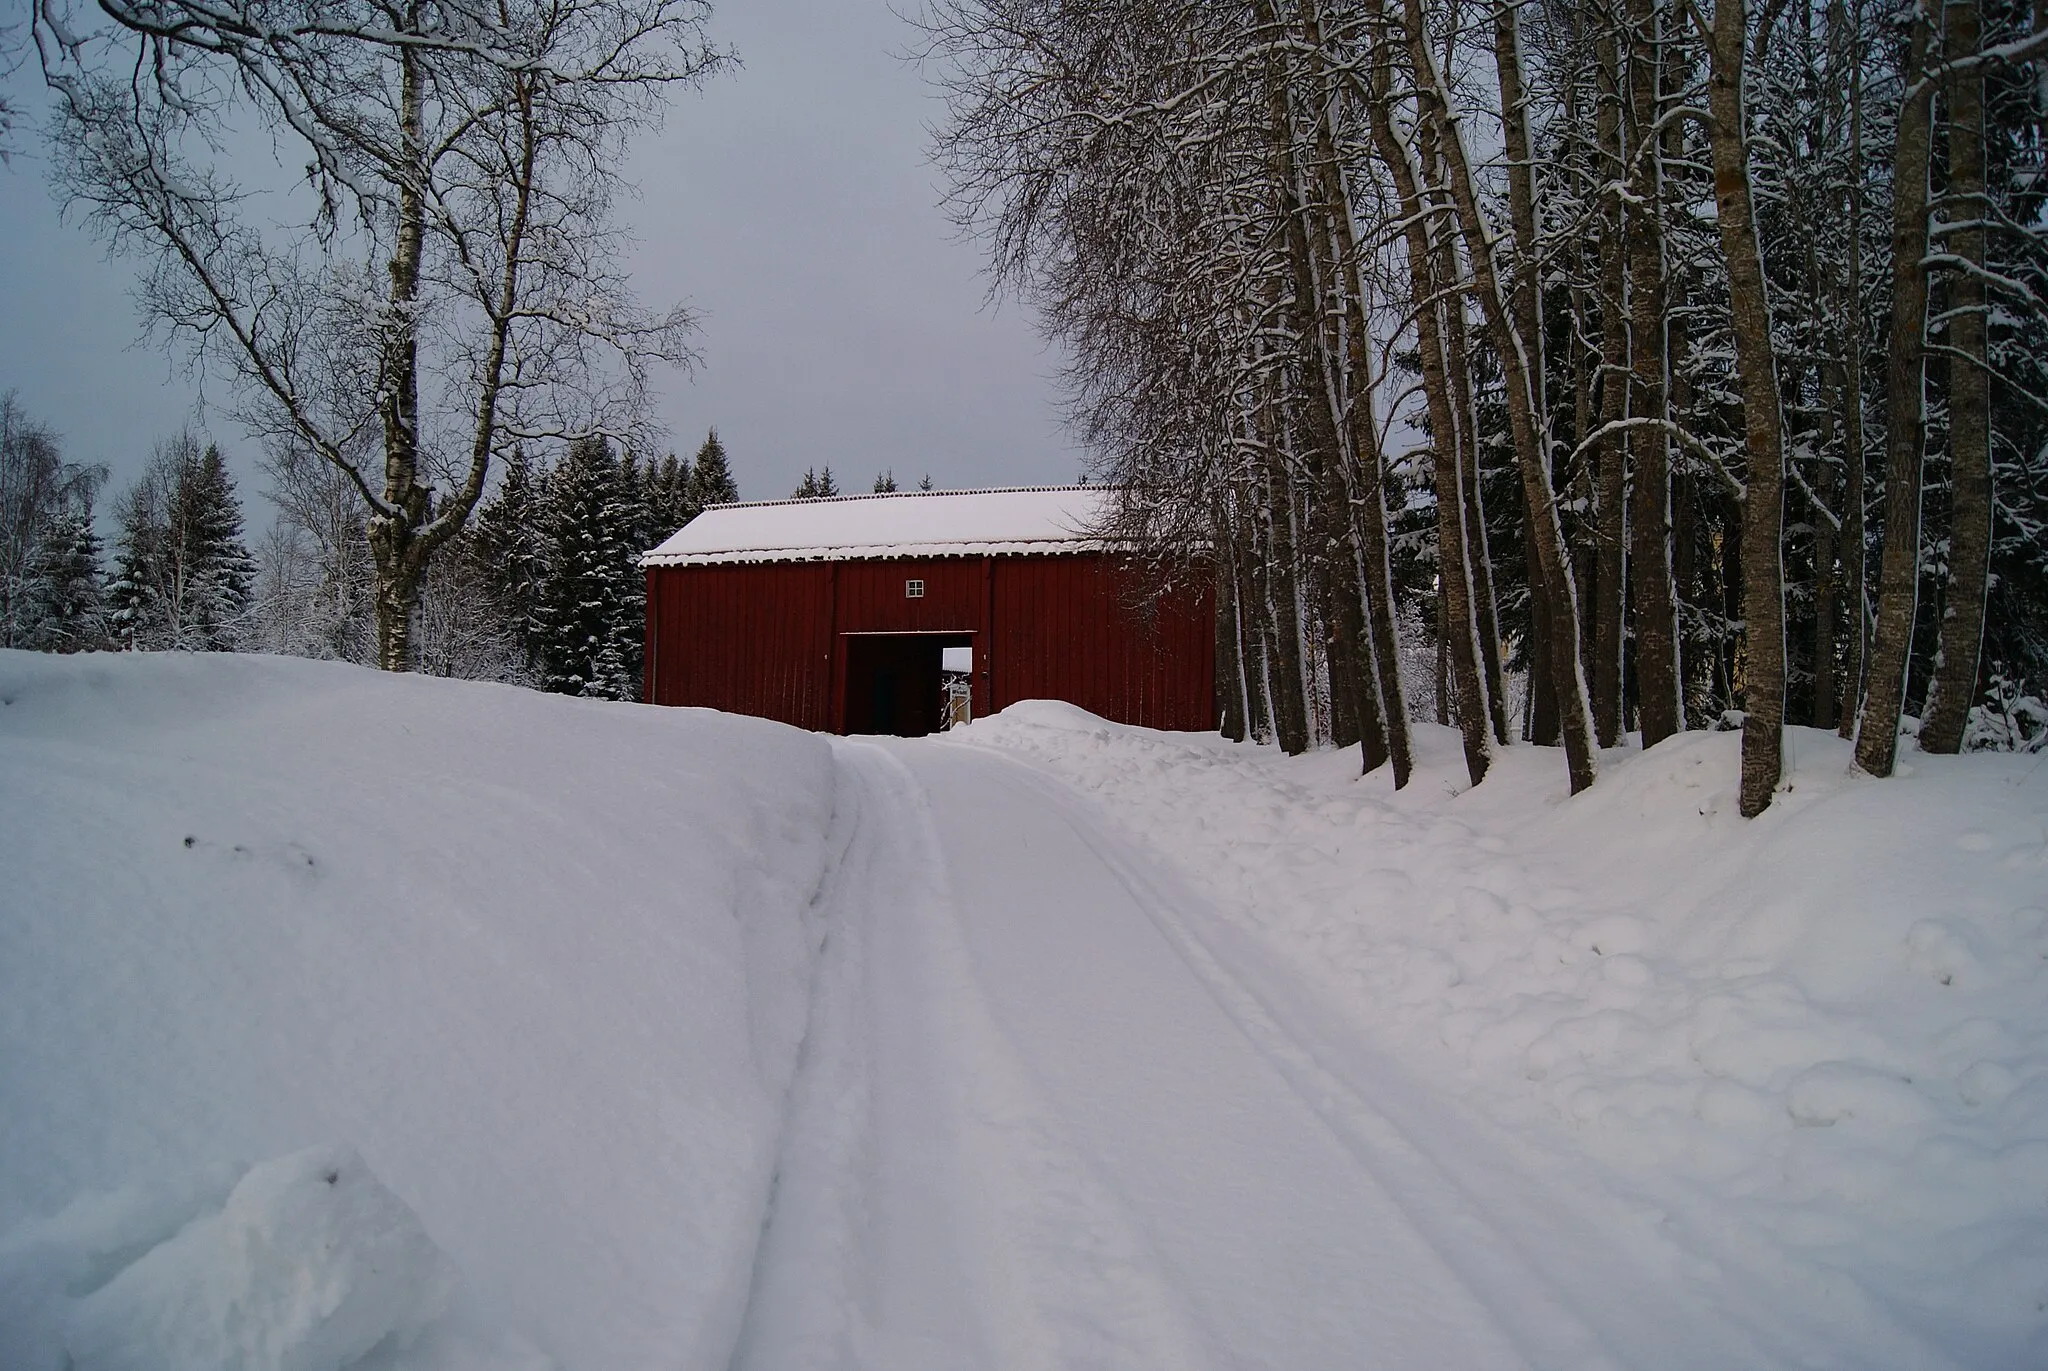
[
  {"left": 104, "top": 433, "right": 255, "bottom": 651},
  {"left": 533, "top": 435, "right": 643, "bottom": 700},
  {"left": 918, "top": 474, "right": 934, "bottom": 491},
  {"left": 644, "top": 450, "right": 697, "bottom": 543},
  {"left": 792, "top": 465, "right": 840, "bottom": 499},
  {"left": 873, "top": 469, "right": 898, "bottom": 493},
  {"left": 618, "top": 446, "right": 655, "bottom": 564},
  {"left": 469, "top": 445, "right": 550, "bottom": 675},
  {"left": 688, "top": 429, "right": 738, "bottom": 508},
  {"left": 2, "top": 393, "right": 104, "bottom": 649},
  {"left": 19, "top": 506, "right": 106, "bottom": 652},
  {"left": 177, "top": 444, "right": 255, "bottom": 650},
  {"left": 104, "top": 498, "right": 160, "bottom": 651}
]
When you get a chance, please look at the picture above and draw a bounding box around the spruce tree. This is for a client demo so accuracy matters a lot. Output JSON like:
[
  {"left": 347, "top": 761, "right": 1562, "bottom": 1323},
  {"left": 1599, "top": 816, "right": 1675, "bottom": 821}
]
[
  {"left": 19, "top": 508, "right": 107, "bottom": 652},
  {"left": 644, "top": 451, "right": 697, "bottom": 543},
  {"left": 792, "top": 464, "right": 839, "bottom": 499},
  {"left": 179, "top": 444, "right": 255, "bottom": 651},
  {"left": 533, "top": 435, "right": 643, "bottom": 700},
  {"left": 616, "top": 447, "right": 661, "bottom": 591},
  {"left": 873, "top": 469, "right": 898, "bottom": 493},
  {"left": 469, "top": 445, "right": 550, "bottom": 675},
  {"left": 2, "top": 394, "right": 103, "bottom": 649},
  {"left": 105, "top": 498, "right": 160, "bottom": 650},
  {"left": 101, "top": 433, "right": 254, "bottom": 651},
  {"left": 688, "top": 429, "right": 738, "bottom": 508}
]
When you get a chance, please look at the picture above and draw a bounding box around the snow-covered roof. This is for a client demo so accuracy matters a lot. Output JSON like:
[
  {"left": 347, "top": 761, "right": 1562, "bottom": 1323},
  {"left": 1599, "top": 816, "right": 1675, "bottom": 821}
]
[{"left": 641, "top": 486, "right": 1123, "bottom": 566}]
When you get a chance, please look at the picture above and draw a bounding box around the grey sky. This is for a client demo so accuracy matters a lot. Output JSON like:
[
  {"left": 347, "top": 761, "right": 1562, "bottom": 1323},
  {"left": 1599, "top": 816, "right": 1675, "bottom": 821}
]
[{"left": 0, "top": 0, "right": 1081, "bottom": 513}]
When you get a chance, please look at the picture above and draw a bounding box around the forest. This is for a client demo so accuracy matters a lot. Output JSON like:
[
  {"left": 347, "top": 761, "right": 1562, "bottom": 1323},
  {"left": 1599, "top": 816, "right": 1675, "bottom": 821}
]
[{"left": 921, "top": 0, "right": 2048, "bottom": 810}]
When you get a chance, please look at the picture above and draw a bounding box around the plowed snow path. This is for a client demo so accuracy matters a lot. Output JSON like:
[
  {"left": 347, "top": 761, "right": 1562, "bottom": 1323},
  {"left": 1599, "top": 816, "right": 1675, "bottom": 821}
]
[{"left": 728, "top": 739, "right": 1950, "bottom": 1371}]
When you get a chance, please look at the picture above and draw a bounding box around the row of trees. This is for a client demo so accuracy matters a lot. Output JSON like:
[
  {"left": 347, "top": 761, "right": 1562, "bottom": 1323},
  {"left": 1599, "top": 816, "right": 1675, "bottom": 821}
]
[
  {"left": 459, "top": 429, "right": 737, "bottom": 695},
  {"left": 790, "top": 468, "right": 937, "bottom": 497},
  {"left": 922, "top": 0, "right": 2048, "bottom": 807},
  {"left": 251, "top": 426, "right": 735, "bottom": 693},
  {"left": 4, "top": 413, "right": 264, "bottom": 658},
  {"left": 2, "top": 393, "right": 738, "bottom": 701},
  {"left": 1, "top": 394, "right": 110, "bottom": 653}
]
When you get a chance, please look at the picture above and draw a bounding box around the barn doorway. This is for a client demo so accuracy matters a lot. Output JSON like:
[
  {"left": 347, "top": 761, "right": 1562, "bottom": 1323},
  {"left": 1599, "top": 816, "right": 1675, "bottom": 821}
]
[{"left": 841, "top": 633, "right": 974, "bottom": 738}]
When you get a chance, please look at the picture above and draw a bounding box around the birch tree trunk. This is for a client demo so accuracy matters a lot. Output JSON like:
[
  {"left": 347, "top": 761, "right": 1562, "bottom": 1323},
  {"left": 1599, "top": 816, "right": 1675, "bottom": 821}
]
[
  {"left": 1837, "top": 0, "right": 1871, "bottom": 739},
  {"left": 1439, "top": 242, "right": 1513, "bottom": 746},
  {"left": 1592, "top": 25, "right": 1631, "bottom": 747},
  {"left": 1303, "top": 19, "right": 1415, "bottom": 782},
  {"left": 1709, "top": 0, "right": 1791, "bottom": 816},
  {"left": 1245, "top": 482, "right": 1278, "bottom": 741},
  {"left": 1365, "top": 68, "right": 1490, "bottom": 781},
  {"left": 1393, "top": 0, "right": 1602, "bottom": 790},
  {"left": 1216, "top": 515, "right": 1249, "bottom": 741},
  {"left": 1855, "top": 1, "right": 1937, "bottom": 776},
  {"left": 1812, "top": 370, "right": 1842, "bottom": 729},
  {"left": 1421, "top": 131, "right": 1496, "bottom": 783},
  {"left": 1264, "top": 443, "right": 1312, "bottom": 754},
  {"left": 1627, "top": 0, "right": 1684, "bottom": 747},
  {"left": 1494, "top": 0, "right": 1567, "bottom": 755},
  {"left": 1240, "top": 502, "right": 1274, "bottom": 741},
  {"left": 1920, "top": 0, "right": 1991, "bottom": 753},
  {"left": 368, "top": 42, "right": 430, "bottom": 671}
]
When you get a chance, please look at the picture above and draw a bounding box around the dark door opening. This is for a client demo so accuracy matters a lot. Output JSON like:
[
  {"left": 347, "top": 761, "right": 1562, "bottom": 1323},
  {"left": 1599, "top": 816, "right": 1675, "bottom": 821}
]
[{"left": 841, "top": 633, "right": 972, "bottom": 737}]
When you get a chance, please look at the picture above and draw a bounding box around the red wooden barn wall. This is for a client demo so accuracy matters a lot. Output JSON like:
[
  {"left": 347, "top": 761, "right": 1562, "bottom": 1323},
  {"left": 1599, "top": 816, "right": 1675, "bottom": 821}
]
[
  {"left": 643, "top": 561, "right": 835, "bottom": 730},
  {"left": 644, "top": 553, "right": 1215, "bottom": 733}
]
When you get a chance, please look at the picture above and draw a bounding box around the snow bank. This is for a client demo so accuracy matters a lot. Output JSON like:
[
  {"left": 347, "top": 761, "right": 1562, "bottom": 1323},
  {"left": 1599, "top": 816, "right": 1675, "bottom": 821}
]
[
  {"left": 0, "top": 652, "right": 842, "bottom": 1368},
  {"left": 960, "top": 705, "right": 2048, "bottom": 1366}
]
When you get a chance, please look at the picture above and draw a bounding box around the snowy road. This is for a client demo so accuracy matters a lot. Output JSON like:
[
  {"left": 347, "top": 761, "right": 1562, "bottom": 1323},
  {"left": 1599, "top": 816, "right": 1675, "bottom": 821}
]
[{"left": 727, "top": 738, "right": 1918, "bottom": 1371}]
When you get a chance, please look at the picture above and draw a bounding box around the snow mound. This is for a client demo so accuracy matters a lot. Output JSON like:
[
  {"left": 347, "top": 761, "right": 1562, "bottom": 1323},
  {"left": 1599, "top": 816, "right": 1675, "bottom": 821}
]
[
  {"left": 0, "top": 651, "right": 842, "bottom": 1368},
  {"left": 2, "top": 1147, "right": 464, "bottom": 1371}
]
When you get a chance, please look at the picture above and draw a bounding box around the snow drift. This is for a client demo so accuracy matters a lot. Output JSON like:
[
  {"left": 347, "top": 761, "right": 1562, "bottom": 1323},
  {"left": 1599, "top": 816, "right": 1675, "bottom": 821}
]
[{"left": 0, "top": 651, "right": 840, "bottom": 1368}]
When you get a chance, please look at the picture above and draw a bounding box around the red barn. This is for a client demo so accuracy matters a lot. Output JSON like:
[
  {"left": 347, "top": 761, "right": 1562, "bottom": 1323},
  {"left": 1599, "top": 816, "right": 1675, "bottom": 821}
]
[{"left": 641, "top": 487, "right": 1215, "bottom": 736}]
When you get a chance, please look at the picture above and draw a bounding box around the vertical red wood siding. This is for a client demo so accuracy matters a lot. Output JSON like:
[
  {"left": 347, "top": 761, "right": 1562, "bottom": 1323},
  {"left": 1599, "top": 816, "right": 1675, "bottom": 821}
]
[
  {"left": 646, "top": 553, "right": 1214, "bottom": 733},
  {"left": 987, "top": 557, "right": 1213, "bottom": 730},
  {"left": 833, "top": 559, "right": 985, "bottom": 634},
  {"left": 647, "top": 562, "right": 834, "bottom": 730}
]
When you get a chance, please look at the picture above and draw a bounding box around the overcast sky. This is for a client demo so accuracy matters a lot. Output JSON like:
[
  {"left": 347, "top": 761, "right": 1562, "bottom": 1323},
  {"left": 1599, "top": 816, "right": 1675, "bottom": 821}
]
[{"left": 0, "top": 0, "right": 1081, "bottom": 514}]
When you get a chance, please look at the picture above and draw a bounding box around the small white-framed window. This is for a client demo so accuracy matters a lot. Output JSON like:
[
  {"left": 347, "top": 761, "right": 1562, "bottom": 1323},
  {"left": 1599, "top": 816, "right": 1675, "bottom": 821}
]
[{"left": 905, "top": 579, "right": 925, "bottom": 599}]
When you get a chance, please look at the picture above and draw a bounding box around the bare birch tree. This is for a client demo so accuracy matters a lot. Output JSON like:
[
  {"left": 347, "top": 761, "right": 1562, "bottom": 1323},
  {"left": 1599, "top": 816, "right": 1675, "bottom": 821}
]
[{"left": 34, "top": 0, "right": 722, "bottom": 669}]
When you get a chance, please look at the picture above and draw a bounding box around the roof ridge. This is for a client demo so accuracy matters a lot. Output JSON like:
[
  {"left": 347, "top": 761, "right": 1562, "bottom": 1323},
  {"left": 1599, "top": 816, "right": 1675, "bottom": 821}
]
[{"left": 701, "top": 485, "right": 1092, "bottom": 513}]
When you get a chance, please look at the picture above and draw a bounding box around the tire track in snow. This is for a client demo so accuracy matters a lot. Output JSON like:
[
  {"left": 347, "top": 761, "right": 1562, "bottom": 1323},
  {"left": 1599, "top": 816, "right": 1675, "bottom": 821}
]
[
  {"left": 727, "top": 742, "right": 1218, "bottom": 1371},
  {"left": 888, "top": 741, "right": 1534, "bottom": 1369},
  {"left": 725, "top": 747, "right": 882, "bottom": 1370}
]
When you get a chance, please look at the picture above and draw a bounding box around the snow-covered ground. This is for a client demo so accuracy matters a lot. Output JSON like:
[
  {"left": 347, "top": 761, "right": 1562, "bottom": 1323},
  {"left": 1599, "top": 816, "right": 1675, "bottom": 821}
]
[
  {"left": 2, "top": 650, "right": 2042, "bottom": 1369},
  {"left": 961, "top": 704, "right": 2048, "bottom": 1366},
  {"left": 0, "top": 652, "right": 838, "bottom": 1369}
]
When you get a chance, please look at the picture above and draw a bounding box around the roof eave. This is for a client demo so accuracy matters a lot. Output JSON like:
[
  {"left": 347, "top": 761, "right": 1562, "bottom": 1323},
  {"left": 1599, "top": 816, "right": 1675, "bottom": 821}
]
[{"left": 640, "top": 539, "right": 1143, "bottom": 569}]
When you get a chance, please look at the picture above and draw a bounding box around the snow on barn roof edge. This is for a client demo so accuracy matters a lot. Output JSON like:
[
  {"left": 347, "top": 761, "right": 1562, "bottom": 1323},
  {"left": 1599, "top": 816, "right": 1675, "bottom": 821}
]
[{"left": 640, "top": 485, "right": 1139, "bottom": 567}]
